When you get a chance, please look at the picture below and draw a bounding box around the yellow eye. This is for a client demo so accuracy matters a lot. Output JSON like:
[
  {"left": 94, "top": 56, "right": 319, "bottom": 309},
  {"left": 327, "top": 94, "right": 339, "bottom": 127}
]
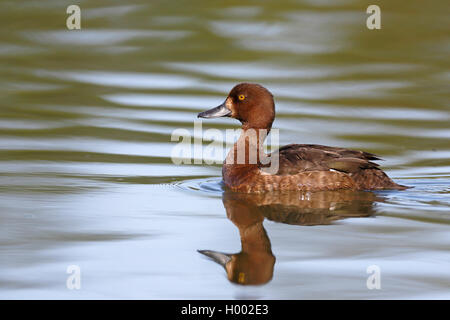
[{"left": 238, "top": 94, "right": 245, "bottom": 101}]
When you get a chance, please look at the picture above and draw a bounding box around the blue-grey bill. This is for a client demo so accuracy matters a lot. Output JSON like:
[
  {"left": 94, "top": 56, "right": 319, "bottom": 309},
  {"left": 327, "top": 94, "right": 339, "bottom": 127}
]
[{"left": 197, "top": 101, "right": 231, "bottom": 118}]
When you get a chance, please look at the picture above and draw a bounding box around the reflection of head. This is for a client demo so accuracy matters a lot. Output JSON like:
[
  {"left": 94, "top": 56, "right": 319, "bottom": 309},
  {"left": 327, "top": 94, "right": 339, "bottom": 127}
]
[
  {"left": 199, "top": 189, "right": 381, "bottom": 285},
  {"left": 226, "top": 249, "right": 276, "bottom": 285},
  {"left": 199, "top": 214, "right": 275, "bottom": 286}
]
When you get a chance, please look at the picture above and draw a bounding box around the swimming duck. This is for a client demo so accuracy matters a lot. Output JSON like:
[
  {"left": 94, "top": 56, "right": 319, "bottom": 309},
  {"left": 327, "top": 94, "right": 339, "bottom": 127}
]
[{"left": 198, "top": 83, "right": 407, "bottom": 193}]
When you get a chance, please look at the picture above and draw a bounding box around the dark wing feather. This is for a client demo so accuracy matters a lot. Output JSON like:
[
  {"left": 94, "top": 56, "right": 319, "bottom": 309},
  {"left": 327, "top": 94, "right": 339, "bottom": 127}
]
[{"left": 269, "top": 144, "right": 381, "bottom": 175}]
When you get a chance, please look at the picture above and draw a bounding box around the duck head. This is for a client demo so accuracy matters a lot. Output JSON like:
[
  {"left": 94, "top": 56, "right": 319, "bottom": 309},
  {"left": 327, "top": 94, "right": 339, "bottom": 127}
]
[{"left": 198, "top": 83, "right": 275, "bottom": 130}]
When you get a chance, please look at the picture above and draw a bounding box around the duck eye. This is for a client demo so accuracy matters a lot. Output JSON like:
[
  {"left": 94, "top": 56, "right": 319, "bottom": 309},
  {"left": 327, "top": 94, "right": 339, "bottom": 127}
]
[{"left": 238, "top": 94, "right": 245, "bottom": 101}]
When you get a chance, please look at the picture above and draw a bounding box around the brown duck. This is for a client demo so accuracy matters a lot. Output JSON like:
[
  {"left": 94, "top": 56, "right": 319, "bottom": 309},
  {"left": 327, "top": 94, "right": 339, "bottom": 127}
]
[{"left": 198, "top": 83, "right": 407, "bottom": 193}]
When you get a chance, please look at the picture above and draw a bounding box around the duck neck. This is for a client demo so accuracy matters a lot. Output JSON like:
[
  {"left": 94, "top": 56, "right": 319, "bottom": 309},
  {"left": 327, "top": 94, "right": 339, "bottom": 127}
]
[
  {"left": 225, "top": 127, "right": 269, "bottom": 166},
  {"left": 239, "top": 222, "right": 273, "bottom": 254}
]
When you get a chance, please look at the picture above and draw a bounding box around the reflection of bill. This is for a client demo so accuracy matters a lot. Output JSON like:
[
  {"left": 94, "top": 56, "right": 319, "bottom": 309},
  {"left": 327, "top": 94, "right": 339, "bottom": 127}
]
[{"left": 199, "top": 190, "right": 382, "bottom": 285}]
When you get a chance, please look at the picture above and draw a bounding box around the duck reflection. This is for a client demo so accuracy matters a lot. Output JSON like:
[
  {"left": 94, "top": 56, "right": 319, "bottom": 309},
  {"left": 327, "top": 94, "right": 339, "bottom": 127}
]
[{"left": 199, "top": 190, "right": 382, "bottom": 285}]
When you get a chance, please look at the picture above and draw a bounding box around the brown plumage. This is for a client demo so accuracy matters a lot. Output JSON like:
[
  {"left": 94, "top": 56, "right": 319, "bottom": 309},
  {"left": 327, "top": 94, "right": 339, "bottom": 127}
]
[{"left": 198, "top": 83, "right": 408, "bottom": 193}]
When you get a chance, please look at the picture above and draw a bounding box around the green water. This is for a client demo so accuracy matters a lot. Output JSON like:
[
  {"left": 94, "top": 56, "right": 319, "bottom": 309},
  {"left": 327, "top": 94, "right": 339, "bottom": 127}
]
[{"left": 0, "top": 0, "right": 449, "bottom": 299}]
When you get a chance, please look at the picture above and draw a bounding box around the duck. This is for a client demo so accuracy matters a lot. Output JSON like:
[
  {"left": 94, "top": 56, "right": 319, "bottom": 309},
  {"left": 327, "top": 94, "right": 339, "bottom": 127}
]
[{"left": 198, "top": 83, "right": 407, "bottom": 193}]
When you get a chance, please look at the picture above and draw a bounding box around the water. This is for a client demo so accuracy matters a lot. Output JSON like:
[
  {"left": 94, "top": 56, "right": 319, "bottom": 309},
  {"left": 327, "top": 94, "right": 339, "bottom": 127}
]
[{"left": 0, "top": 0, "right": 449, "bottom": 299}]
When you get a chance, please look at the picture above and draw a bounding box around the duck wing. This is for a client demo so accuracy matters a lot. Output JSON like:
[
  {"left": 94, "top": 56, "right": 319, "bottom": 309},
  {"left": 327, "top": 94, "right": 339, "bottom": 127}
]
[{"left": 268, "top": 144, "right": 381, "bottom": 176}]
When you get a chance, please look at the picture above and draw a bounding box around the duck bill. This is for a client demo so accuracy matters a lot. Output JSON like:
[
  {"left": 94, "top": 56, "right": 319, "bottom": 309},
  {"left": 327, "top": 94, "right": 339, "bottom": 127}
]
[
  {"left": 197, "top": 101, "right": 231, "bottom": 118},
  {"left": 198, "top": 250, "right": 232, "bottom": 268}
]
